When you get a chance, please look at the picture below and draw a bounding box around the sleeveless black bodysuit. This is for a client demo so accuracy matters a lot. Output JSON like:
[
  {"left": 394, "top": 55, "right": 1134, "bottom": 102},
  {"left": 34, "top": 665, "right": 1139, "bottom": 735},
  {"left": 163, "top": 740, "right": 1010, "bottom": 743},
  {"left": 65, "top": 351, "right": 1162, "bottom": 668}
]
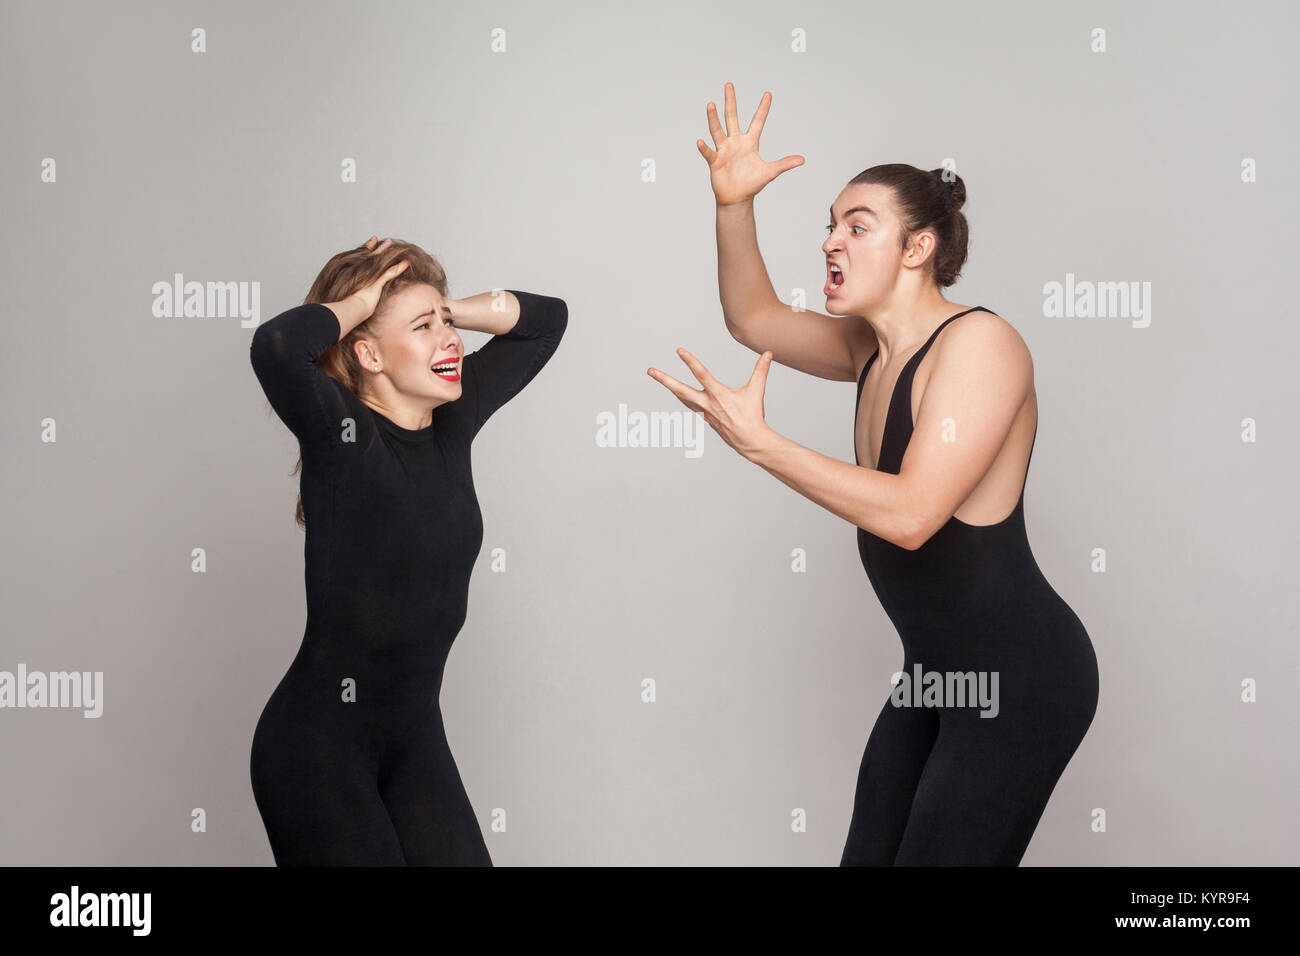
[
  {"left": 248, "top": 290, "right": 566, "bottom": 865},
  {"left": 842, "top": 306, "right": 1098, "bottom": 866}
]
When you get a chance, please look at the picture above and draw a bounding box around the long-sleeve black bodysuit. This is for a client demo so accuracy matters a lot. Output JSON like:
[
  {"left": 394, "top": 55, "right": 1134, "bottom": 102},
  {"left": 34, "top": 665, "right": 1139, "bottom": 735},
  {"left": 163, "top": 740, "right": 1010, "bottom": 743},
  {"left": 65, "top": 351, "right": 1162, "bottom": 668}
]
[{"left": 248, "top": 289, "right": 566, "bottom": 865}]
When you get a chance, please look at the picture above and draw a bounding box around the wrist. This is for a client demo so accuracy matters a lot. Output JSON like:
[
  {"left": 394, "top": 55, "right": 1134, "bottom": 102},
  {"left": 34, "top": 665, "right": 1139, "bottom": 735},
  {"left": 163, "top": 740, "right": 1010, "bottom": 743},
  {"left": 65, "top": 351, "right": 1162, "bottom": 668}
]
[
  {"left": 323, "top": 295, "right": 370, "bottom": 331},
  {"left": 743, "top": 424, "right": 781, "bottom": 463},
  {"left": 716, "top": 197, "right": 754, "bottom": 213}
]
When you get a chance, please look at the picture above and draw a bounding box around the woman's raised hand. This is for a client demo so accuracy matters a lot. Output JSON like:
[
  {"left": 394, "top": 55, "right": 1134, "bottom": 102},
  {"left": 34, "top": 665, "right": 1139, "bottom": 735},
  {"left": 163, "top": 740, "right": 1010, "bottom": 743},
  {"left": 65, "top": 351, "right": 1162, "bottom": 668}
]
[
  {"left": 697, "top": 83, "right": 805, "bottom": 206},
  {"left": 347, "top": 237, "right": 409, "bottom": 316}
]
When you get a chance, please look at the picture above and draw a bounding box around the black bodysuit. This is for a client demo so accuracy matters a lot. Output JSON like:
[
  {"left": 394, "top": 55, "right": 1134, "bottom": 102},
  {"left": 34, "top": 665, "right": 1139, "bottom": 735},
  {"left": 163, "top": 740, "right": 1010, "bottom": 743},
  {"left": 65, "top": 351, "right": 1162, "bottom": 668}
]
[
  {"left": 248, "top": 290, "right": 566, "bottom": 865},
  {"left": 842, "top": 306, "right": 1098, "bottom": 866}
]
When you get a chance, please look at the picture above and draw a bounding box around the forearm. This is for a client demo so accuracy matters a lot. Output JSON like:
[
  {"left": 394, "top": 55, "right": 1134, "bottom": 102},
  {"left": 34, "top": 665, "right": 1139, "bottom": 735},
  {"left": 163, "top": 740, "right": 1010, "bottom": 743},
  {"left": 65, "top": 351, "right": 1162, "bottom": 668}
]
[
  {"left": 455, "top": 290, "right": 566, "bottom": 435},
  {"left": 320, "top": 296, "right": 372, "bottom": 340},
  {"left": 748, "top": 428, "right": 920, "bottom": 549},
  {"left": 715, "top": 200, "right": 783, "bottom": 340},
  {"left": 445, "top": 290, "right": 522, "bottom": 335}
]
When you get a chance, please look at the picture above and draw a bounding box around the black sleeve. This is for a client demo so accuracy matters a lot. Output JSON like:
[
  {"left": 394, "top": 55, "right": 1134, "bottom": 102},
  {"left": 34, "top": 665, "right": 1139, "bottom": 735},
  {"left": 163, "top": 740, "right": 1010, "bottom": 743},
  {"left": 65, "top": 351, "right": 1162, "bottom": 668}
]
[
  {"left": 249, "top": 302, "right": 366, "bottom": 459},
  {"left": 458, "top": 289, "right": 568, "bottom": 438}
]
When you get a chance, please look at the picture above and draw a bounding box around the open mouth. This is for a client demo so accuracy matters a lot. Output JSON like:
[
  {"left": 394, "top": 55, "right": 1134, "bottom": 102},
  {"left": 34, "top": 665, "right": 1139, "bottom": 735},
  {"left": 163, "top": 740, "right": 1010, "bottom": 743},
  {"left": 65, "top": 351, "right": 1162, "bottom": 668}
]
[
  {"left": 825, "top": 263, "right": 844, "bottom": 295},
  {"left": 431, "top": 360, "right": 460, "bottom": 382}
]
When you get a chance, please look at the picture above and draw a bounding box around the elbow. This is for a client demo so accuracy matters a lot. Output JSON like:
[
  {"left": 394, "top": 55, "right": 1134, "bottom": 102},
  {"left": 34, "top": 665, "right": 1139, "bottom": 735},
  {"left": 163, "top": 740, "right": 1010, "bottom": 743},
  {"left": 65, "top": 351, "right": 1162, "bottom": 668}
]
[
  {"left": 890, "top": 480, "right": 934, "bottom": 551},
  {"left": 248, "top": 323, "right": 293, "bottom": 382},
  {"left": 544, "top": 299, "right": 568, "bottom": 349},
  {"left": 535, "top": 295, "right": 568, "bottom": 338},
  {"left": 248, "top": 328, "right": 269, "bottom": 371},
  {"left": 249, "top": 318, "right": 279, "bottom": 356},
  {"left": 723, "top": 315, "right": 750, "bottom": 349},
  {"left": 896, "top": 510, "right": 931, "bottom": 552},
  {"left": 248, "top": 329, "right": 280, "bottom": 378}
]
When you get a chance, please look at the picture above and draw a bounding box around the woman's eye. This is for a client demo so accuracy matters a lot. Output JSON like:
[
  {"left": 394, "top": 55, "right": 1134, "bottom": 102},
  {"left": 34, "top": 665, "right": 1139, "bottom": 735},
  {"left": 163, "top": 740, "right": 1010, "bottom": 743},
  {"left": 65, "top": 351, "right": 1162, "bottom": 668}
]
[
  {"left": 416, "top": 322, "right": 430, "bottom": 330},
  {"left": 852, "top": 225, "right": 866, "bottom": 235}
]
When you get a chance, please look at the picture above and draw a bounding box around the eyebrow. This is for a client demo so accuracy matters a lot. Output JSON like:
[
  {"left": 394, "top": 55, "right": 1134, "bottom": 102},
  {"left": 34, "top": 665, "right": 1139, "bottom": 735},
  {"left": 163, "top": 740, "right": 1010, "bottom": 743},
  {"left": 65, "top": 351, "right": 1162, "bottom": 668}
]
[
  {"left": 409, "top": 305, "right": 453, "bottom": 325},
  {"left": 828, "top": 205, "right": 879, "bottom": 221}
]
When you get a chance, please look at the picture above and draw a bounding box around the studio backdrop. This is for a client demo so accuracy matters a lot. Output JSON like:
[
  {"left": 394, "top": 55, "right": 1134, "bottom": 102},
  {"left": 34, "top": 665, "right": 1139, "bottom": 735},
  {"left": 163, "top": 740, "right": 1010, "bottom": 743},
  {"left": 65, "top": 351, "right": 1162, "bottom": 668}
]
[{"left": 2, "top": 0, "right": 1296, "bottom": 865}]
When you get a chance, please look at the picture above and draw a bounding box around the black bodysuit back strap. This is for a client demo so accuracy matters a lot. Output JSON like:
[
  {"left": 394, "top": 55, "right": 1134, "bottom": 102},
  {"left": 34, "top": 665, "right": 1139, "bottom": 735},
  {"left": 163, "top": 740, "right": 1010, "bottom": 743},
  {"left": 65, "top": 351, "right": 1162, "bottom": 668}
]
[{"left": 855, "top": 306, "right": 993, "bottom": 474}]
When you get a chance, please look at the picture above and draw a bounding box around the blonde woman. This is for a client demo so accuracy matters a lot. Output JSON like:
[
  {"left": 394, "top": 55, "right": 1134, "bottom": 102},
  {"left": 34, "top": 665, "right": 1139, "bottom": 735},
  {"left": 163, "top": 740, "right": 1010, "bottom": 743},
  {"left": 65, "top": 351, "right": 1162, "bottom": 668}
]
[{"left": 249, "top": 237, "right": 566, "bottom": 865}]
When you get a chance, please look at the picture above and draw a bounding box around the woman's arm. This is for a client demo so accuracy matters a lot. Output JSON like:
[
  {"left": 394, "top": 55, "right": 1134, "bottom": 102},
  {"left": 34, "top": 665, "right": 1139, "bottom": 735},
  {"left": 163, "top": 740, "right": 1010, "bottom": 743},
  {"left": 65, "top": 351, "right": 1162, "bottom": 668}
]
[
  {"left": 716, "top": 201, "right": 875, "bottom": 383},
  {"left": 445, "top": 289, "right": 568, "bottom": 437},
  {"left": 249, "top": 302, "right": 357, "bottom": 457},
  {"left": 249, "top": 252, "right": 407, "bottom": 458},
  {"left": 750, "top": 433, "right": 919, "bottom": 547},
  {"left": 747, "top": 317, "right": 1031, "bottom": 549},
  {"left": 440, "top": 289, "right": 521, "bottom": 335},
  {"left": 701, "top": 84, "right": 873, "bottom": 382}
]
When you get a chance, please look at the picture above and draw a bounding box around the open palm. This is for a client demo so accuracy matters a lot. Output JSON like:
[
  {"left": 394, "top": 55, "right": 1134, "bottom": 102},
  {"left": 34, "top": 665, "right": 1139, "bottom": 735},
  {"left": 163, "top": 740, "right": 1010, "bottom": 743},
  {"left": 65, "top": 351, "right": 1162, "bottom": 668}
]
[
  {"left": 697, "top": 82, "right": 805, "bottom": 205},
  {"left": 648, "top": 347, "right": 775, "bottom": 459}
]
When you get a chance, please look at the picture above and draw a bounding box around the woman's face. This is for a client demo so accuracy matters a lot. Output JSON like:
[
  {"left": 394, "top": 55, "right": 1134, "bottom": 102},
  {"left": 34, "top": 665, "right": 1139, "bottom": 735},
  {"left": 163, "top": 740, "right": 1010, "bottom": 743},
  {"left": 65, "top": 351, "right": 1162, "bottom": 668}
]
[
  {"left": 363, "top": 282, "right": 464, "bottom": 401},
  {"left": 822, "top": 182, "right": 907, "bottom": 314}
]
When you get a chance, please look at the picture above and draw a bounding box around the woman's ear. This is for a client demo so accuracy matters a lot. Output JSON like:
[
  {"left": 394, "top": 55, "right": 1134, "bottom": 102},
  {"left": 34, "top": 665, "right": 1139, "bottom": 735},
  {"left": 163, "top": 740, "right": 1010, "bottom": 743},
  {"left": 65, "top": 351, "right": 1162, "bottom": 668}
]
[{"left": 352, "top": 338, "right": 376, "bottom": 372}]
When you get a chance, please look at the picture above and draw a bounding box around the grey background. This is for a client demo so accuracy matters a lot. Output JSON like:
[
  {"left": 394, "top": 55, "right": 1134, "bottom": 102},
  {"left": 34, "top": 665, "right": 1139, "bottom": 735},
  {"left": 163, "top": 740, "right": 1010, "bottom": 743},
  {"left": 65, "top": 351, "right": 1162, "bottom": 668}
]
[{"left": 2, "top": 0, "right": 1296, "bottom": 865}]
